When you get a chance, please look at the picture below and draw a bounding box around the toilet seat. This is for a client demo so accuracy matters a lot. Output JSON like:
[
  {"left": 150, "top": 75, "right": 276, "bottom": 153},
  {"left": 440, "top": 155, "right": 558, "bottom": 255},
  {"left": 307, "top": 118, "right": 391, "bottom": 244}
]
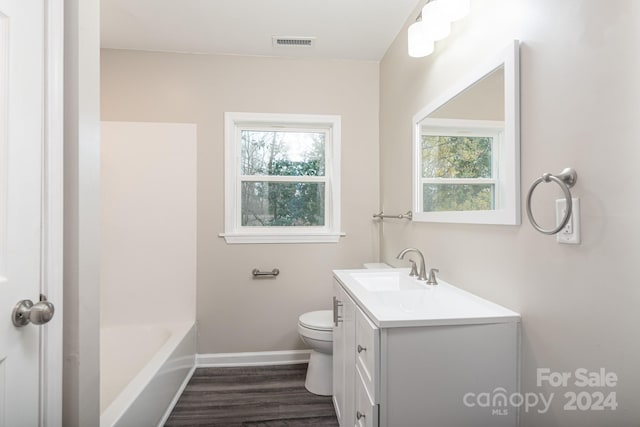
[{"left": 298, "top": 310, "right": 333, "bottom": 331}]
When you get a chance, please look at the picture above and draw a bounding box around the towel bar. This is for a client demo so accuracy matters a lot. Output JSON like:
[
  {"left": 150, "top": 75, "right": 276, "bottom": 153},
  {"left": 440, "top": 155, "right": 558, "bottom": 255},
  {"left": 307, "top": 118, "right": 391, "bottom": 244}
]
[
  {"left": 252, "top": 268, "right": 280, "bottom": 278},
  {"left": 372, "top": 211, "right": 413, "bottom": 220}
]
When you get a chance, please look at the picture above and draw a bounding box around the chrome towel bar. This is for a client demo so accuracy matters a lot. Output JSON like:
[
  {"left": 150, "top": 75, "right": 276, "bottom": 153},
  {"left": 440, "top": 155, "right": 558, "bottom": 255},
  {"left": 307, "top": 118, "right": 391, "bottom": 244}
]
[
  {"left": 252, "top": 268, "right": 280, "bottom": 278},
  {"left": 526, "top": 168, "right": 577, "bottom": 235},
  {"left": 373, "top": 211, "right": 413, "bottom": 220}
]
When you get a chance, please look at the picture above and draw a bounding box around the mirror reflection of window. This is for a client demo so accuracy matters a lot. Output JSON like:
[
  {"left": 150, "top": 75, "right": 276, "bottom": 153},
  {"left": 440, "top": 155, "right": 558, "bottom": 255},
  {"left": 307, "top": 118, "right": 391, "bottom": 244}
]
[{"left": 420, "top": 122, "right": 502, "bottom": 212}]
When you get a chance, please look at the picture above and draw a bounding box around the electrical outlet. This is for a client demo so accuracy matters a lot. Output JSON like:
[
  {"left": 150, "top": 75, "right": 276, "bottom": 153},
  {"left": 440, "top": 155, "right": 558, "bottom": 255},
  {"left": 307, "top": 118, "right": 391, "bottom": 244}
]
[{"left": 556, "top": 198, "right": 581, "bottom": 244}]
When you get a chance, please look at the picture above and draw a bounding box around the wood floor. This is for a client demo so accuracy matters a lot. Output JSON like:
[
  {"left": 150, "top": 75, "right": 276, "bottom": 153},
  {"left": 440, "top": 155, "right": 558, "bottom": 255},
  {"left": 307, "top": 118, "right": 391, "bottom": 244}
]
[{"left": 164, "top": 364, "right": 339, "bottom": 427}]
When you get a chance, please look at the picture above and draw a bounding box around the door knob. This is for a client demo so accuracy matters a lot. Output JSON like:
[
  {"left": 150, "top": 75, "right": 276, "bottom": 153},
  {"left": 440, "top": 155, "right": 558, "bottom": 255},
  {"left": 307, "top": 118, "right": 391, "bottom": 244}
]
[{"left": 12, "top": 294, "right": 55, "bottom": 327}]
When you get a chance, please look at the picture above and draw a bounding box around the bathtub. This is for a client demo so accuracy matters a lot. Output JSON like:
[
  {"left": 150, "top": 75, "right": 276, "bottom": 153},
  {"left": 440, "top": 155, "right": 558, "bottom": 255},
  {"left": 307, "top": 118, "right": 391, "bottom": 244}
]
[{"left": 100, "top": 322, "right": 196, "bottom": 427}]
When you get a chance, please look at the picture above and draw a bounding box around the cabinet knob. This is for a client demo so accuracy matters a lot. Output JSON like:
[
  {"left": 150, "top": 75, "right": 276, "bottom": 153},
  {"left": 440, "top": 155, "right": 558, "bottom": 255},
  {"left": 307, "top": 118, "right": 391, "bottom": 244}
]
[
  {"left": 356, "top": 411, "right": 366, "bottom": 420},
  {"left": 357, "top": 344, "right": 366, "bottom": 353}
]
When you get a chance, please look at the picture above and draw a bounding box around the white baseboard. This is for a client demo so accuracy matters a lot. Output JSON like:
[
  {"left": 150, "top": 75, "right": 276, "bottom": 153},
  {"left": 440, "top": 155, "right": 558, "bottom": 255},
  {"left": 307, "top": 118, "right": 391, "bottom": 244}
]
[{"left": 196, "top": 350, "right": 311, "bottom": 367}]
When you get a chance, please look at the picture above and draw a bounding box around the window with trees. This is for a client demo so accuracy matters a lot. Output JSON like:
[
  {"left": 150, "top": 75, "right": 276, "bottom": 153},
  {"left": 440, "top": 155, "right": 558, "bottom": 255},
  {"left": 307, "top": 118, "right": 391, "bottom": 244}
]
[
  {"left": 222, "top": 113, "right": 342, "bottom": 243},
  {"left": 419, "top": 121, "right": 502, "bottom": 212}
]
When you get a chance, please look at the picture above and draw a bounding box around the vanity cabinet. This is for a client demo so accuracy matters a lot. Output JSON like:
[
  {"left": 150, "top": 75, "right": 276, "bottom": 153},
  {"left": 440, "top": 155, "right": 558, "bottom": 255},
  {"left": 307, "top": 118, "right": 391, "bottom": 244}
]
[{"left": 332, "top": 271, "right": 520, "bottom": 427}]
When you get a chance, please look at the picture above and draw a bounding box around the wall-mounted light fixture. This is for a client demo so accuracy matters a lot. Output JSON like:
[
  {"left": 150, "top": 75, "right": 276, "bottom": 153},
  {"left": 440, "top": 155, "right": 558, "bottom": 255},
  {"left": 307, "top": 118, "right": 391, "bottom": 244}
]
[{"left": 408, "top": 0, "right": 470, "bottom": 58}]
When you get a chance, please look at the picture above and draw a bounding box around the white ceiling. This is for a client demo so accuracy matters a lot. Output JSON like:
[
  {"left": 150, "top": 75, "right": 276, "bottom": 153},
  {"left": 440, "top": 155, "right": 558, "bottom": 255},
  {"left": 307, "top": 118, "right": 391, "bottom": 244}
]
[{"left": 101, "top": 0, "right": 421, "bottom": 61}]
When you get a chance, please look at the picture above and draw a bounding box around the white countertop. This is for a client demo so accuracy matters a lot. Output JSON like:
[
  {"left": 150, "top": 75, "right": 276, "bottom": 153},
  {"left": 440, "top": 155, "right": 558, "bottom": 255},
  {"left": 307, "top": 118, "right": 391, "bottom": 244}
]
[{"left": 333, "top": 268, "right": 520, "bottom": 328}]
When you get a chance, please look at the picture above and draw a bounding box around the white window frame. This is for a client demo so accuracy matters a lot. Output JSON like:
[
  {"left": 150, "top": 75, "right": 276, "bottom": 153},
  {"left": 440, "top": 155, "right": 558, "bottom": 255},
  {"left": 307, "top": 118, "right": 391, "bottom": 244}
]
[
  {"left": 418, "top": 118, "right": 504, "bottom": 213},
  {"left": 221, "top": 112, "right": 343, "bottom": 244}
]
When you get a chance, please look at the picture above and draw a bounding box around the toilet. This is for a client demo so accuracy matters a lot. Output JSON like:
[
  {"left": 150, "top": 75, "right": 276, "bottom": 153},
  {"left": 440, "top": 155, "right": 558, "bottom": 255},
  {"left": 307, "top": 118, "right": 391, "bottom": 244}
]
[{"left": 298, "top": 310, "right": 333, "bottom": 396}]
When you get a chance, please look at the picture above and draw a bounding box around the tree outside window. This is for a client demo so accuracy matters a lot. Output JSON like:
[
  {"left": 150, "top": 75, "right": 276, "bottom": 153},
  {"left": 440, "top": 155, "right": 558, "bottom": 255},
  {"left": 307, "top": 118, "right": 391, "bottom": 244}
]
[{"left": 240, "top": 129, "right": 327, "bottom": 226}]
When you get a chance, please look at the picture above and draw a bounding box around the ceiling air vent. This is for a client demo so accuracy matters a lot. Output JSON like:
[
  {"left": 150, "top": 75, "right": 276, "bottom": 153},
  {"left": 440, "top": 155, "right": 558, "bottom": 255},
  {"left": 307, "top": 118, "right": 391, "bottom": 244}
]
[{"left": 272, "top": 36, "right": 316, "bottom": 48}]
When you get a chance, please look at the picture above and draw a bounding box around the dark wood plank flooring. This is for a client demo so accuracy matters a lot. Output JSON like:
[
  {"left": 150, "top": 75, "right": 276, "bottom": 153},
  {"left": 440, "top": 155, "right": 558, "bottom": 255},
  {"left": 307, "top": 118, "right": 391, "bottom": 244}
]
[{"left": 164, "top": 364, "right": 339, "bottom": 427}]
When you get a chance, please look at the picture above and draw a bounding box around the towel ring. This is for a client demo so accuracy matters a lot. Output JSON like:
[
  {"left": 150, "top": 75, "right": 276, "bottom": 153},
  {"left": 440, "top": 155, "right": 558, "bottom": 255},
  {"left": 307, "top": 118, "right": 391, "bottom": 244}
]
[{"left": 526, "top": 168, "right": 577, "bottom": 235}]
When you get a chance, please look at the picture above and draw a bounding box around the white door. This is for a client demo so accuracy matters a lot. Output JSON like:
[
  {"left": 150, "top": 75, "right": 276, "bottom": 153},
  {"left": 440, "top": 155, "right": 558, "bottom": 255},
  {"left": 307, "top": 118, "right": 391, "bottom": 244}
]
[{"left": 0, "top": 1, "right": 60, "bottom": 426}]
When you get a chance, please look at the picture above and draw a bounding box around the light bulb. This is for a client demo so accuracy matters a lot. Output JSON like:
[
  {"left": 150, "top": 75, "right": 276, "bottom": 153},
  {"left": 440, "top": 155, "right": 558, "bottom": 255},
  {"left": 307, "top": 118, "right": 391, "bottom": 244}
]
[
  {"left": 440, "top": 0, "right": 471, "bottom": 22},
  {"left": 421, "top": 1, "right": 451, "bottom": 41},
  {"left": 408, "top": 21, "right": 435, "bottom": 57}
]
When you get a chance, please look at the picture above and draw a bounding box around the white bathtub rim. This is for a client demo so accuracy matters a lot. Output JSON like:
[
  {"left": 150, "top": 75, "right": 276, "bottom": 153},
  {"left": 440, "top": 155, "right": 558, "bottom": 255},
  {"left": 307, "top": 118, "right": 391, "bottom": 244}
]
[
  {"left": 100, "top": 321, "right": 195, "bottom": 427},
  {"left": 157, "top": 364, "right": 196, "bottom": 427}
]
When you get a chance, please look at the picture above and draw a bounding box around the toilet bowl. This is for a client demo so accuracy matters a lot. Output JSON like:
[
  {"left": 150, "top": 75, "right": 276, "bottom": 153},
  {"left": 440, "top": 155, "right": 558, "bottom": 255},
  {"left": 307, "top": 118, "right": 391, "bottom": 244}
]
[{"left": 298, "top": 310, "right": 333, "bottom": 396}]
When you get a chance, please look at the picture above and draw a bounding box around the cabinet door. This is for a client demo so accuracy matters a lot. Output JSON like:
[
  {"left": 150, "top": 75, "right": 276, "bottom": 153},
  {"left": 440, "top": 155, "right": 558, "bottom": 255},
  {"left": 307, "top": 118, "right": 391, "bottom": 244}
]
[
  {"left": 332, "top": 280, "right": 356, "bottom": 426},
  {"left": 355, "top": 305, "right": 379, "bottom": 401},
  {"left": 355, "top": 366, "right": 379, "bottom": 427}
]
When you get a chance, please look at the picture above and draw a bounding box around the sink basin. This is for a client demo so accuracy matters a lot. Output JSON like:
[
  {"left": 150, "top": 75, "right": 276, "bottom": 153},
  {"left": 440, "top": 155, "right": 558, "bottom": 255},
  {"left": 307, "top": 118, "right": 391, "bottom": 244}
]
[
  {"left": 334, "top": 268, "right": 522, "bottom": 328},
  {"left": 350, "top": 271, "right": 425, "bottom": 292}
]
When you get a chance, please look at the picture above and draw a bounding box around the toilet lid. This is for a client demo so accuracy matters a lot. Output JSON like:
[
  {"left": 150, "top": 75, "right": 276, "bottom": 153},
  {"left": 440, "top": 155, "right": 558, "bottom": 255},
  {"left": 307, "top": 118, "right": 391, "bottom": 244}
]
[{"left": 299, "top": 310, "right": 333, "bottom": 331}]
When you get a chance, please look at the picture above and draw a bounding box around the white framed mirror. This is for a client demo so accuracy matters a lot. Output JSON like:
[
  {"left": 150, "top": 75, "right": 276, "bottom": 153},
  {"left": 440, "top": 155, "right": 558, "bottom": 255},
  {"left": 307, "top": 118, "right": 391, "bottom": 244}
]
[{"left": 412, "top": 40, "right": 520, "bottom": 225}]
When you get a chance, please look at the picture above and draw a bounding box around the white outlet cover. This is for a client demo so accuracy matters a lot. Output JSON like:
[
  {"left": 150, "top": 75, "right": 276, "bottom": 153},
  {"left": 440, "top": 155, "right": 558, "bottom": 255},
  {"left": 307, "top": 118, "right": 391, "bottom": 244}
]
[{"left": 556, "top": 198, "right": 581, "bottom": 244}]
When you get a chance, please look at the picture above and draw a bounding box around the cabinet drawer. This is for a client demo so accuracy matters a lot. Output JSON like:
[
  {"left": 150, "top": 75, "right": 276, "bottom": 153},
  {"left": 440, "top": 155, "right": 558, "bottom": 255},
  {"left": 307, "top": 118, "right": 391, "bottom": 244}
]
[
  {"left": 355, "top": 305, "right": 379, "bottom": 401},
  {"left": 355, "top": 365, "right": 379, "bottom": 427}
]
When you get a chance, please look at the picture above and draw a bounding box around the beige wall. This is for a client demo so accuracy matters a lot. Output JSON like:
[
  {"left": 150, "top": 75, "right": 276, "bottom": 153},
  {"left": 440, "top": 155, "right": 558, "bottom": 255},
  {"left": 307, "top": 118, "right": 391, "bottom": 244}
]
[
  {"left": 380, "top": 0, "right": 640, "bottom": 426},
  {"left": 101, "top": 50, "right": 380, "bottom": 353}
]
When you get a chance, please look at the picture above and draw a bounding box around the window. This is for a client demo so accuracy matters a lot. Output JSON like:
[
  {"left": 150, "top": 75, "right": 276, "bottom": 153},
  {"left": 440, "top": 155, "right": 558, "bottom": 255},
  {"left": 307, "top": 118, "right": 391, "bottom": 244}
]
[
  {"left": 222, "top": 112, "right": 342, "bottom": 243},
  {"left": 419, "top": 120, "right": 502, "bottom": 212}
]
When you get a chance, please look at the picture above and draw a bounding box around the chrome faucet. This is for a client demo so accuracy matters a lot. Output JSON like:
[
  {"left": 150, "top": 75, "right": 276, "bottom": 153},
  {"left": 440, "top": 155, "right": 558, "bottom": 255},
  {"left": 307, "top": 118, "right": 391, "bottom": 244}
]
[{"left": 396, "top": 248, "right": 428, "bottom": 281}]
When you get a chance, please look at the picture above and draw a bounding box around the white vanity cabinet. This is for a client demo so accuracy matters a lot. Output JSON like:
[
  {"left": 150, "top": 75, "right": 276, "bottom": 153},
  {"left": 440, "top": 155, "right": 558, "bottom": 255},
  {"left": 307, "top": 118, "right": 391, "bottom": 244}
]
[{"left": 332, "top": 270, "right": 521, "bottom": 427}]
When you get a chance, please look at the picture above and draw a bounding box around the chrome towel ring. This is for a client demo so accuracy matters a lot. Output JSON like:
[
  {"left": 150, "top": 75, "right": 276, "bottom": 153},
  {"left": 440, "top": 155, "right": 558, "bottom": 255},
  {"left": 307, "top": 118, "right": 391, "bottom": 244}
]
[{"left": 526, "top": 168, "right": 577, "bottom": 235}]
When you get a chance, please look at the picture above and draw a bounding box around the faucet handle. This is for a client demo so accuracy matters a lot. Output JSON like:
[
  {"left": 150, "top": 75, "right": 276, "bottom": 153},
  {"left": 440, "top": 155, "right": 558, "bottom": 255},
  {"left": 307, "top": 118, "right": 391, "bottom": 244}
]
[
  {"left": 408, "top": 260, "right": 419, "bottom": 278},
  {"left": 426, "top": 268, "right": 439, "bottom": 286}
]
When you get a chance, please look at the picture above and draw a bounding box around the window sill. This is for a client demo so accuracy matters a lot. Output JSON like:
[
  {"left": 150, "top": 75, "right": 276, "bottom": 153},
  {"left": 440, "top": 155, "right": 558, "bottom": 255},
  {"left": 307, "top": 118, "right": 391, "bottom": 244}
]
[{"left": 218, "top": 232, "right": 346, "bottom": 244}]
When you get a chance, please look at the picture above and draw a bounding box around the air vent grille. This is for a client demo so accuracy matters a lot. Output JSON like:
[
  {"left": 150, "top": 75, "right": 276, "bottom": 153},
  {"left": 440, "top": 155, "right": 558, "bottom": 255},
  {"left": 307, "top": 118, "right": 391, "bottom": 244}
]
[{"left": 272, "top": 36, "right": 316, "bottom": 48}]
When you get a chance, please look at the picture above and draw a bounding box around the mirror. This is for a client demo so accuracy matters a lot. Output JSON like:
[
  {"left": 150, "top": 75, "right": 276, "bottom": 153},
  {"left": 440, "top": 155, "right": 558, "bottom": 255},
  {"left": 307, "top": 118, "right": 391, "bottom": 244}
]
[{"left": 412, "top": 40, "right": 520, "bottom": 225}]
